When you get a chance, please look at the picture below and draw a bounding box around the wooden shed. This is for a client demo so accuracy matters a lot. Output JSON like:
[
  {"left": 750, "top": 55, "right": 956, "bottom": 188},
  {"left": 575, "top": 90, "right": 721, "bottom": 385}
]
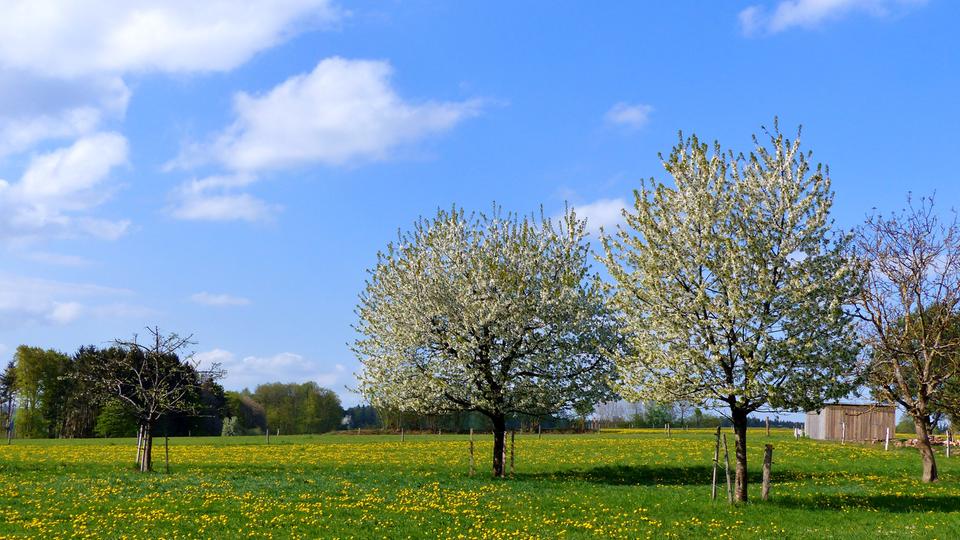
[{"left": 805, "top": 404, "right": 896, "bottom": 442}]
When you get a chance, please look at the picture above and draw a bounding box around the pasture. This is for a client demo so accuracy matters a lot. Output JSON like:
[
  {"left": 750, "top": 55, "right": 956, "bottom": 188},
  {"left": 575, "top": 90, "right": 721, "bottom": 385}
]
[{"left": 0, "top": 429, "right": 958, "bottom": 539}]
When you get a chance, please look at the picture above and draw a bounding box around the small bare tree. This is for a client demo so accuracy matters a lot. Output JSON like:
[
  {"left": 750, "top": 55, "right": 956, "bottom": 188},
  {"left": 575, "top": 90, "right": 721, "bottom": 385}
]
[
  {"left": 92, "top": 327, "right": 223, "bottom": 472},
  {"left": 594, "top": 400, "right": 627, "bottom": 428},
  {"left": 0, "top": 361, "right": 15, "bottom": 443},
  {"left": 854, "top": 195, "right": 960, "bottom": 483}
]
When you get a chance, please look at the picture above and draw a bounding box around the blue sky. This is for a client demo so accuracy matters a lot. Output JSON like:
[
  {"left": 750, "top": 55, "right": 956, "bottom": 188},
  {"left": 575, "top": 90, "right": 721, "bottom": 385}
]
[{"left": 0, "top": 0, "right": 957, "bottom": 407}]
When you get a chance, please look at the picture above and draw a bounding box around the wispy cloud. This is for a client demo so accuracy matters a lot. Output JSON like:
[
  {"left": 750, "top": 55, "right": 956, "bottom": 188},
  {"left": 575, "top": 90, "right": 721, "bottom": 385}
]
[
  {"left": 0, "top": 274, "right": 146, "bottom": 326},
  {"left": 0, "top": 1, "right": 342, "bottom": 238},
  {"left": 739, "top": 0, "right": 926, "bottom": 36},
  {"left": 0, "top": 74, "right": 129, "bottom": 158},
  {"left": 196, "top": 348, "right": 346, "bottom": 391},
  {"left": 571, "top": 198, "right": 627, "bottom": 235},
  {"left": 21, "top": 251, "right": 93, "bottom": 267},
  {"left": 172, "top": 192, "right": 279, "bottom": 223},
  {"left": 0, "top": 0, "right": 342, "bottom": 77},
  {"left": 189, "top": 292, "right": 251, "bottom": 307},
  {"left": 605, "top": 102, "right": 653, "bottom": 130},
  {"left": 0, "top": 132, "right": 130, "bottom": 243}
]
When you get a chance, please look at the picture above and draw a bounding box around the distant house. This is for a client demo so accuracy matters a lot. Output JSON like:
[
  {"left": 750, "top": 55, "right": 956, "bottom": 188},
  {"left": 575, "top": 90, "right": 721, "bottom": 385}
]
[{"left": 805, "top": 404, "right": 896, "bottom": 442}]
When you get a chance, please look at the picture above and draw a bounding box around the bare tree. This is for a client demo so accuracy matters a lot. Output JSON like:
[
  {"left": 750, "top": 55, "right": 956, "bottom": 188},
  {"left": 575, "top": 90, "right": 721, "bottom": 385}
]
[
  {"left": 0, "top": 361, "right": 15, "bottom": 443},
  {"left": 594, "top": 400, "right": 627, "bottom": 428},
  {"left": 90, "top": 327, "right": 224, "bottom": 472},
  {"left": 854, "top": 195, "right": 960, "bottom": 483}
]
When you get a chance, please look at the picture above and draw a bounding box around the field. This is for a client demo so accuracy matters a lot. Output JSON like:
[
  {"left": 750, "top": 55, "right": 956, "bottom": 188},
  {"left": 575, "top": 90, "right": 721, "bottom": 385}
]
[{"left": 0, "top": 429, "right": 958, "bottom": 539}]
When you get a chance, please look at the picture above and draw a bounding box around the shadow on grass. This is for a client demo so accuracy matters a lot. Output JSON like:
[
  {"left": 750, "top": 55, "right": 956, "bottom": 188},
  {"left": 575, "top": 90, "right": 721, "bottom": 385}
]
[
  {"left": 519, "top": 465, "right": 960, "bottom": 513},
  {"left": 517, "top": 465, "right": 750, "bottom": 486},
  {"left": 773, "top": 494, "right": 960, "bottom": 513},
  {"left": 517, "top": 465, "right": 847, "bottom": 487}
]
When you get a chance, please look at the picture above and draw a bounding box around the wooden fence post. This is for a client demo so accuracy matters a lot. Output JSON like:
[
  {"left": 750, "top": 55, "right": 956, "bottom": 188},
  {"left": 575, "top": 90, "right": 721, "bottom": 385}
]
[
  {"left": 947, "top": 431, "right": 952, "bottom": 458},
  {"left": 722, "top": 433, "right": 733, "bottom": 504},
  {"left": 135, "top": 425, "right": 143, "bottom": 466},
  {"left": 538, "top": 423, "right": 542, "bottom": 440},
  {"left": 884, "top": 427, "right": 890, "bottom": 451},
  {"left": 840, "top": 421, "right": 846, "bottom": 445},
  {"left": 266, "top": 427, "right": 270, "bottom": 445},
  {"left": 469, "top": 428, "right": 475, "bottom": 477},
  {"left": 761, "top": 444, "right": 773, "bottom": 501},
  {"left": 501, "top": 429, "right": 507, "bottom": 478},
  {"left": 711, "top": 426, "right": 720, "bottom": 501},
  {"left": 765, "top": 417, "right": 770, "bottom": 437},
  {"left": 164, "top": 432, "right": 170, "bottom": 474},
  {"left": 667, "top": 423, "right": 671, "bottom": 437},
  {"left": 510, "top": 430, "right": 515, "bottom": 477}
]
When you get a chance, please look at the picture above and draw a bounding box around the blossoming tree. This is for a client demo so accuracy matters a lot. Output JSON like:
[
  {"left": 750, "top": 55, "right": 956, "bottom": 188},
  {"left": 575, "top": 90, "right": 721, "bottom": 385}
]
[
  {"left": 855, "top": 196, "right": 960, "bottom": 483},
  {"left": 354, "top": 205, "right": 618, "bottom": 477},
  {"left": 603, "top": 123, "right": 861, "bottom": 502}
]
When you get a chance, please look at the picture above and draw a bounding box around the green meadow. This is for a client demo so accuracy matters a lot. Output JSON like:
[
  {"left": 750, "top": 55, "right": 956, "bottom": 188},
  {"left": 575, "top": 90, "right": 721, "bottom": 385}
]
[{"left": 0, "top": 429, "right": 957, "bottom": 539}]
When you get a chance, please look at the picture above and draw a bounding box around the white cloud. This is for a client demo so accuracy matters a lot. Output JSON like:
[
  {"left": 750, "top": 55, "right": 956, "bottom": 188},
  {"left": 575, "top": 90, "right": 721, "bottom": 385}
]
[
  {"left": 190, "top": 292, "right": 251, "bottom": 307},
  {"left": 216, "top": 57, "right": 481, "bottom": 170},
  {"left": 169, "top": 58, "right": 480, "bottom": 221},
  {"left": 169, "top": 173, "right": 278, "bottom": 222},
  {"left": 605, "top": 102, "right": 653, "bottom": 130},
  {"left": 21, "top": 251, "right": 93, "bottom": 267},
  {"left": 0, "top": 1, "right": 330, "bottom": 160},
  {"left": 0, "top": 1, "right": 341, "bottom": 78},
  {"left": 18, "top": 132, "right": 127, "bottom": 199},
  {"left": 0, "top": 1, "right": 340, "bottom": 238},
  {"left": 0, "top": 274, "right": 137, "bottom": 326},
  {"left": 0, "top": 133, "right": 130, "bottom": 242},
  {"left": 196, "top": 348, "right": 346, "bottom": 391},
  {"left": 573, "top": 198, "right": 627, "bottom": 234},
  {"left": 739, "top": 0, "right": 925, "bottom": 35}
]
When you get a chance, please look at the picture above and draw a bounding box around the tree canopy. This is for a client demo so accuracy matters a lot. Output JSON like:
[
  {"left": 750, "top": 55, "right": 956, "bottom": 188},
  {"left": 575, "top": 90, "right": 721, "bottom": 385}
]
[
  {"left": 354, "top": 205, "right": 618, "bottom": 476},
  {"left": 603, "top": 123, "right": 861, "bottom": 501}
]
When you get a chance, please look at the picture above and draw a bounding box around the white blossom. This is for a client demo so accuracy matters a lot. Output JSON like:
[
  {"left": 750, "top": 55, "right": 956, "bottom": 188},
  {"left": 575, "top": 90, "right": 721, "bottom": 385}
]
[{"left": 603, "top": 122, "right": 860, "bottom": 500}]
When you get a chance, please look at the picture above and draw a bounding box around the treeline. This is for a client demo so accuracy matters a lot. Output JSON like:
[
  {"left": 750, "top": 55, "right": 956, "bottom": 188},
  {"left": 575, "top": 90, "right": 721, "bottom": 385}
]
[
  {"left": 0, "top": 345, "right": 344, "bottom": 439},
  {"left": 342, "top": 405, "right": 603, "bottom": 432},
  {"left": 591, "top": 401, "right": 802, "bottom": 429},
  {"left": 336, "top": 402, "right": 804, "bottom": 433},
  {"left": 0, "top": 345, "right": 225, "bottom": 439},
  {"left": 223, "top": 382, "right": 343, "bottom": 436}
]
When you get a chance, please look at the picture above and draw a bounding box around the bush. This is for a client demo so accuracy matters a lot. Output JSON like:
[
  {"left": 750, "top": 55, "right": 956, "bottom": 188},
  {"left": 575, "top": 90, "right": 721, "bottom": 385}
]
[
  {"left": 221, "top": 416, "right": 239, "bottom": 436},
  {"left": 95, "top": 400, "right": 137, "bottom": 438},
  {"left": 896, "top": 415, "right": 916, "bottom": 435}
]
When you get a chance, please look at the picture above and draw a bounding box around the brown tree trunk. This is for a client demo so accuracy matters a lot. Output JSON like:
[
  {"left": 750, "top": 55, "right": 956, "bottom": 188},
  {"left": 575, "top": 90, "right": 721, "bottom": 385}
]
[
  {"left": 492, "top": 415, "right": 506, "bottom": 478},
  {"left": 732, "top": 408, "right": 749, "bottom": 503},
  {"left": 914, "top": 414, "right": 938, "bottom": 483}
]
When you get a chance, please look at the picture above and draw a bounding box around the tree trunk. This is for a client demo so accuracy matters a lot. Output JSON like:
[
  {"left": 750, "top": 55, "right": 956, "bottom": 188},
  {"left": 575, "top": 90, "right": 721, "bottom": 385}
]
[
  {"left": 914, "top": 414, "right": 938, "bottom": 483},
  {"left": 140, "top": 422, "right": 153, "bottom": 473},
  {"left": 492, "top": 414, "right": 506, "bottom": 478},
  {"left": 732, "top": 408, "right": 749, "bottom": 503}
]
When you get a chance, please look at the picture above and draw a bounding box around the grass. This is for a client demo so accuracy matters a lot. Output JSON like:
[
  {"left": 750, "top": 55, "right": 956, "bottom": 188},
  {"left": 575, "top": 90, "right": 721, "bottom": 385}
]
[{"left": 0, "top": 428, "right": 958, "bottom": 538}]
